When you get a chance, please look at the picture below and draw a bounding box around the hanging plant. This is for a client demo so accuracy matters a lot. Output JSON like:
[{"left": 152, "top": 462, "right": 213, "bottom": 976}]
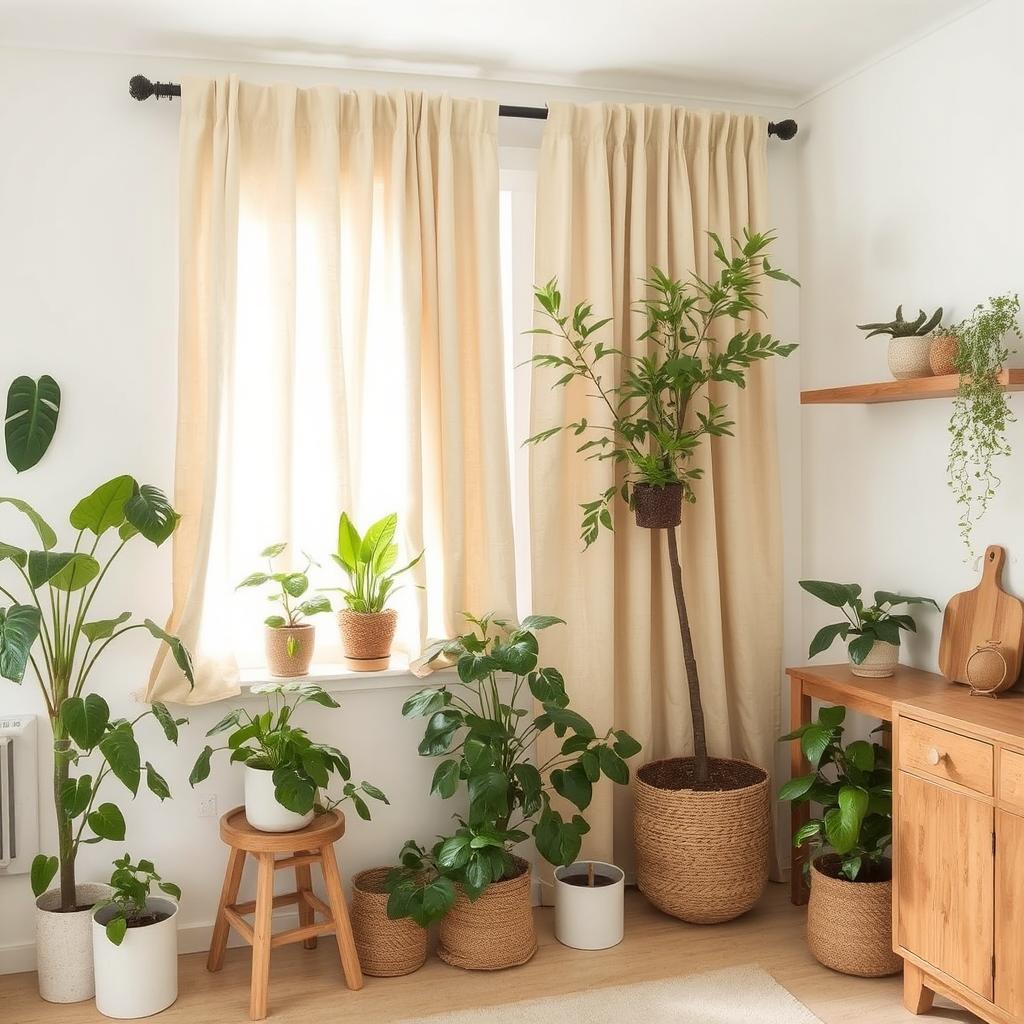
[{"left": 947, "top": 294, "right": 1021, "bottom": 553}]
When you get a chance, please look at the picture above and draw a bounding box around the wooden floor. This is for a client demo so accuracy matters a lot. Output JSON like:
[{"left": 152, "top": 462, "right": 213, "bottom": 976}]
[{"left": 1, "top": 883, "right": 977, "bottom": 1024}]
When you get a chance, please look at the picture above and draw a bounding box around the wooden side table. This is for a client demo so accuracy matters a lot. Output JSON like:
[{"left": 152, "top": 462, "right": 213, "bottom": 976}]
[
  {"left": 785, "top": 663, "right": 949, "bottom": 905},
  {"left": 207, "top": 807, "right": 364, "bottom": 1020}
]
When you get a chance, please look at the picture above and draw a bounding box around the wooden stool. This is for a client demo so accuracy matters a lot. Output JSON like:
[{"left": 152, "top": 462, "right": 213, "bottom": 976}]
[{"left": 207, "top": 807, "right": 364, "bottom": 1020}]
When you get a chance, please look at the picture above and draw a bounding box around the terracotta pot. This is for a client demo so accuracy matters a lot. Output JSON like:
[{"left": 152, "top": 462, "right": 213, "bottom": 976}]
[
  {"left": 929, "top": 333, "right": 959, "bottom": 376},
  {"left": 850, "top": 639, "right": 898, "bottom": 678},
  {"left": 36, "top": 883, "right": 112, "bottom": 1003},
  {"left": 632, "top": 483, "right": 683, "bottom": 529},
  {"left": 887, "top": 336, "right": 933, "bottom": 379},
  {"left": 264, "top": 623, "right": 315, "bottom": 677},
  {"left": 807, "top": 856, "right": 901, "bottom": 977},
  {"left": 437, "top": 857, "right": 536, "bottom": 970},
  {"left": 338, "top": 609, "right": 397, "bottom": 671},
  {"left": 634, "top": 757, "right": 769, "bottom": 924},
  {"left": 351, "top": 867, "right": 427, "bottom": 977}
]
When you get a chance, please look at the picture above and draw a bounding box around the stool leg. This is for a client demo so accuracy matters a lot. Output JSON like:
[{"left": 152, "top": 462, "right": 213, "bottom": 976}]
[
  {"left": 250, "top": 852, "right": 275, "bottom": 1021},
  {"left": 320, "top": 845, "right": 364, "bottom": 991},
  {"left": 295, "top": 857, "right": 317, "bottom": 950},
  {"left": 208, "top": 847, "right": 246, "bottom": 973}
]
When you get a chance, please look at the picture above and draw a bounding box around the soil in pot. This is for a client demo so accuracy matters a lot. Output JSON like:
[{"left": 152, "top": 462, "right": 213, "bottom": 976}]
[{"left": 561, "top": 873, "right": 617, "bottom": 888}]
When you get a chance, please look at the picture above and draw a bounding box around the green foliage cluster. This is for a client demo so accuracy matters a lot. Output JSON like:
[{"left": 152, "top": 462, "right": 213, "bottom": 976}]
[
  {"left": 236, "top": 543, "right": 331, "bottom": 628},
  {"left": 856, "top": 305, "right": 943, "bottom": 339},
  {"left": 95, "top": 855, "right": 181, "bottom": 946},
  {"left": 328, "top": 512, "right": 423, "bottom": 613}
]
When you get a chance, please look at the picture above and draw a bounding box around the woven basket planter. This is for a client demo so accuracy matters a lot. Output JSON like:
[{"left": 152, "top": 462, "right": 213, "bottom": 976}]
[
  {"left": 339, "top": 609, "right": 397, "bottom": 671},
  {"left": 264, "top": 623, "right": 315, "bottom": 677},
  {"left": 350, "top": 868, "right": 427, "bottom": 977},
  {"left": 807, "top": 856, "right": 901, "bottom": 977},
  {"left": 632, "top": 483, "right": 683, "bottom": 529},
  {"left": 849, "top": 640, "right": 898, "bottom": 678},
  {"left": 438, "top": 857, "right": 536, "bottom": 970},
  {"left": 634, "top": 756, "right": 769, "bottom": 924},
  {"left": 929, "top": 333, "right": 959, "bottom": 376}
]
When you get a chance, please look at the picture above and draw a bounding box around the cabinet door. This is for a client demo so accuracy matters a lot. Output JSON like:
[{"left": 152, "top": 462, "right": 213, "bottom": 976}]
[
  {"left": 997, "top": 809, "right": 1024, "bottom": 1014},
  {"left": 896, "top": 770, "right": 994, "bottom": 999}
]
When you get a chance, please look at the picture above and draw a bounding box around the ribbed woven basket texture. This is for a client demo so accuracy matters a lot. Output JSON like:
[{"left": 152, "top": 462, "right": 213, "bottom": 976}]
[
  {"left": 350, "top": 868, "right": 427, "bottom": 977},
  {"left": 339, "top": 609, "right": 397, "bottom": 660},
  {"left": 264, "top": 623, "right": 315, "bottom": 677}
]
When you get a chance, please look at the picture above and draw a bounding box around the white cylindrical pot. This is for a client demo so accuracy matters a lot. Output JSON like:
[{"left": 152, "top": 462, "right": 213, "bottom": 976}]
[
  {"left": 36, "top": 882, "right": 112, "bottom": 1003},
  {"left": 93, "top": 898, "right": 178, "bottom": 1019},
  {"left": 850, "top": 640, "right": 899, "bottom": 678},
  {"left": 244, "top": 766, "right": 314, "bottom": 832},
  {"left": 553, "top": 861, "right": 625, "bottom": 950}
]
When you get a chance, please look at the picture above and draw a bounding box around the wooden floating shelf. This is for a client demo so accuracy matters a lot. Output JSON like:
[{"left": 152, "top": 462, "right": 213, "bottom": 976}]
[{"left": 801, "top": 369, "right": 1024, "bottom": 405}]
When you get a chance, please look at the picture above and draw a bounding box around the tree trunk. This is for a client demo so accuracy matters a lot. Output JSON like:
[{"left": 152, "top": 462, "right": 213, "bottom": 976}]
[
  {"left": 666, "top": 525, "right": 709, "bottom": 784},
  {"left": 53, "top": 734, "right": 77, "bottom": 912}
]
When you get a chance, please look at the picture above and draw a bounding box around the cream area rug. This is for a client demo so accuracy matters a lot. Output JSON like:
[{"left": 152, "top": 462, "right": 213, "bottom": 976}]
[{"left": 400, "top": 965, "right": 824, "bottom": 1023}]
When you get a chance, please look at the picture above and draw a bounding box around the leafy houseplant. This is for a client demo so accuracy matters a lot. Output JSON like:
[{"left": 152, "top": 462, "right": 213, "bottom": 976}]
[
  {"left": 236, "top": 544, "right": 331, "bottom": 677},
  {"left": 857, "top": 305, "right": 944, "bottom": 380},
  {"left": 947, "top": 293, "right": 1022, "bottom": 553},
  {"left": 330, "top": 511, "right": 423, "bottom": 671},
  {"left": 189, "top": 680, "right": 388, "bottom": 832},
  {"left": 94, "top": 854, "right": 181, "bottom": 946}
]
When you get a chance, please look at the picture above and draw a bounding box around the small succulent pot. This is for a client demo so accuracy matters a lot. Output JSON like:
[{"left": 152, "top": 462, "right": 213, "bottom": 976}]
[
  {"left": 632, "top": 482, "right": 683, "bottom": 529},
  {"left": 244, "top": 765, "right": 314, "bottom": 832},
  {"left": 36, "top": 883, "right": 113, "bottom": 1003},
  {"left": 929, "top": 332, "right": 959, "bottom": 376},
  {"left": 351, "top": 867, "right": 428, "bottom": 976},
  {"left": 887, "top": 336, "right": 933, "bottom": 379},
  {"left": 264, "top": 622, "right": 315, "bottom": 677},
  {"left": 339, "top": 608, "right": 397, "bottom": 671},
  {"left": 850, "top": 640, "right": 898, "bottom": 678},
  {"left": 554, "top": 860, "right": 624, "bottom": 950}
]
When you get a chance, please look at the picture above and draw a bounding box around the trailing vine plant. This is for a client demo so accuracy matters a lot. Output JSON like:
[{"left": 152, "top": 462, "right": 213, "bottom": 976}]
[{"left": 947, "top": 294, "right": 1021, "bottom": 553}]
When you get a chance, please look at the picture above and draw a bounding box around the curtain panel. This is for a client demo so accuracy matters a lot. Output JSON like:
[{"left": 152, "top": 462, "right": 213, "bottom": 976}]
[
  {"left": 148, "top": 78, "right": 515, "bottom": 703},
  {"left": 530, "top": 102, "right": 784, "bottom": 880}
]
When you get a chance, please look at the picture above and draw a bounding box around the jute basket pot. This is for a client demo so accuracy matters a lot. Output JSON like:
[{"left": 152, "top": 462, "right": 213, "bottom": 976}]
[
  {"left": 437, "top": 856, "right": 536, "bottom": 970},
  {"left": 849, "top": 639, "right": 898, "bottom": 678},
  {"left": 929, "top": 332, "right": 959, "bottom": 376},
  {"left": 634, "top": 757, "right": 769, "bottom": 924},
  {"left": 339, "top": 608, "right": 397, "bottom": 671},
  {"left": 887, "top": 336, "right": 933, "bottom": 379},
  {"left": 264, "top": 622, "right": 315, "bottom": 677},
  {"left": 351, "top": 868, "right": 428, "bottom": 977},
  {"left": 807, "top": 856, "right": 901, "bottom": 977},
  {"left": 632, "top": 482, "right": 683, "bottom": 529}
]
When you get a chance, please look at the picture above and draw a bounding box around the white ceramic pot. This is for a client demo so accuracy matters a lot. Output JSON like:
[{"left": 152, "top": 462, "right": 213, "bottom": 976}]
[
  {"left": 553, "top": 860, "right": 625, "bottom": 950},
  {"left": 887, "top": 336, "right": 933, "bottom": 379},
  {"left": 850, "top": 640, "right": 899, "bottom": 678},
  {"left": 36, "top": 882, "right": 112, "bottom": 1003},
  {"left": 93, "top": 898, "right": 178, "bottom": 1019},
  {"left": 244, "top": 765, "right": 314, "bottom": 832}
]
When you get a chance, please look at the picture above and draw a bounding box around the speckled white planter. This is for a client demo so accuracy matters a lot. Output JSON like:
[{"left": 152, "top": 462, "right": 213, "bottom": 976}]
[
  {"left": 888, "top": 336, "right": 933, "bottom": 379},
  {"left": 244, "top": 766, "right": 314, "bottom": 832},
  {"left": 36, "top": 882, "right": 112, "bottom": 1003},
  {"left": 850, "top": 640, "right": 899, "bottom": 678}
]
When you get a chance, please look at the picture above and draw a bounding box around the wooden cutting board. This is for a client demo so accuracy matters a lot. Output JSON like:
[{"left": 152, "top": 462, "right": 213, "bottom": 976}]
[{"left": 939, "top": 544, "right": 1024, "bottom": 687}]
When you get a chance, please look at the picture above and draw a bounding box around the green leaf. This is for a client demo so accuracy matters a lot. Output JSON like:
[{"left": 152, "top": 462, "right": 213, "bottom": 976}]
[
  {"left": 793, "top": 819, "right": 824, "bottom": 846},
  {"left": 874, "top": 591, "right": 939, "bottom": 612},
  {"left": 824, "top": 786, "right": 869, "bottom": 854},
  {"left": 799, "top": 580, "right": 861, "bottom": 608},
  {"left": 99, "top": 726, "right": 141, "bottom": 795},
  {"left": 0, "top": 542, "right": 27, "bottom": 568},
  {"left": 542, "top": 706, "right": 595, "bottom": 739},
  {"left": 298, "top": 595, "right": 331, "bottom": 617},
  {"left": 361, "top": 781, "right": 388, "bottom": 803},
  {"left": 612, "top": 729, "right": 642, "bottom": 759},
  {"left": 81, "top": 611, "right": 131, "bottom": 642},
  {"left": 402, "top": 687, "right": 451, "bottom": 718},
  {"left": 158, "top": 881, "right": 182, "bottom": 900},
  {"left": 143, "top": 619, "right": 195, "bottom": 686},
  {"left": 5, "top": 375, "right": 60, "bottom": 472},
  {"left": 533, "top": 808, "right": 584, "bottom": 866},
  {"left": 336, "top": 513, "right": 361, "bottom": 571},
  {"left": 801, "top": 725, "right": 834, "bottom": 768},
  {"left": 437, "top": 834, "right": 472, "bottom": 870},
  {"left": 206, "top": 708, "right": 243, "bottom": 736},
  {"left": 0, "top": 604, "right": 41, "bottom": 683},
  {"left": 28, "top": 551, "right": 99, "bottom": 591},
  {"left": 145, "top": 761, "right": 171, "bottom": 801},
  {"left": 551, "top": 764, "right": 592, "bottom": 810},
  {"left": 463, "top": 852, "right": 492, "bottom": 898},
  {"left": 237, "top": 572, "right": 270, "bottom": 589},
  {"left": 808, "top": 622, "right": 849, "bottom": 658},
  {"left": 512, "top": 762, "right": 543, "bottom": 816},
  {"left": 272, "top": 768, "right": 316, "bottom": 815},
  {"left": 491, "top": 632, "right": 539, "bottom": 675},
  {"left": 467, "top": 769, "right": 509, "bottom": 819},
  {"left": 0, "top": 497, "right": 57, "bottom": 549},
  {"left": 845, "top": 740, "right": 875, "bottom": 772},
  {"left": 60, "top": 693, "right": 110, "bottom": 749},
  {"left": 150, "top": 702, "right": 182, "bottom": 743},
  {"left": 88, "top": 802, "right": 126, "bottom": 841},
  {"left": 359, "top": 513, "right": 397, "bottom": 565},
  {"left": 260, "top": 542, "right": 287, "bottom": 558},
  {"left": 105, "top": 915, "right": 128, "bottom": 946},
  {"left": 60, "top": 774, "right": 93, "bottom": 818},
  {"left": 69, "top": 476, "right": 135, "bottom": 535},
  {"left": 597, "top": 745, "right": 630, "bottom": 784},
  {"left": 818, "top": 706, "right": 846, "bottom": 728},
  {"left": 430, "top": 758, "right": 460, "bottom": 799},
  {"left": 282, "top": 573, "right": 308, "bottom": 598},
  {"left": 190, "top": 745, "right": 213, "bottom": 785},
  {"left": 519, "top": 615, "right": 565, "bottom": 631},
  {"left": 847, "top": 633, "right": 877, "bottom": 665},
  {"left": 30, "top": 854, "right": 58, "bottom": 897},
  {"left": 124, "top": 484, "right": 180, "bottom": 547},
  {"left": 778, "top": 772, "right": 817, "bottom": 802}
]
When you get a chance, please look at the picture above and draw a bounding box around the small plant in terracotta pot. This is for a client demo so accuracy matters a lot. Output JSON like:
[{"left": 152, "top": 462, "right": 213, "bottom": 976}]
[
  {"left": 237, "top": 544, "right": 330, "bottom": 677},
  {"left": 329, "top": 512, "right": 422, "bottom": 671},
  {"left": 929, "top": 325, "right": 959, "bottom": 376},
  {"left": 857, "top": 304, "right": 943, "bottom": 379}
]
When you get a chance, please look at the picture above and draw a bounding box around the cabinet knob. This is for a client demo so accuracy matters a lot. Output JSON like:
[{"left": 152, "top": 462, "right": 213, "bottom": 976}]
[{"left": 926, "top": 747, "right": 946, "bottom": 766}]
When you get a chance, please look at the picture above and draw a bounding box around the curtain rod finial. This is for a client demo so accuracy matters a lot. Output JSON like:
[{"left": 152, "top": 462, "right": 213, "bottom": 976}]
[
  {"left": 129, "top": 75, "right": 155, "bottom": 101},
  {"left": 767, "top": 119, "right": 798, "bottom": 141}
]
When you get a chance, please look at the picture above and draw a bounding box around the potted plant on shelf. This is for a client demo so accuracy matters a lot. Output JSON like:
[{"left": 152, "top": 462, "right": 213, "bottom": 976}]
[
  {"left": 929, "top": 323, "right": 959, "bottom": 376},
  {"left": 0, "top": 477, "right": 192, "bottom": 1003},
  {"left": 800, "top": 580, "right": 939, "bottom": 678},
  {"left": 391, "top": 613, "right": 641, "bottom": 969},
  {"left": 778, "top": 706, "right": 900, "bottom": 977},
  {"left": 236, "top": 544, "right": 331, "bottom": 677},
  {"left": 92, "top": 855, "right": 181, "bottom": 1018},
  {"left": 947, "top": 293, "right": 1022, "bottom": 553},
  {"left": 189, "top": 680, "right": 388, "bottom": 832},
  {"left": 857, "top": 304, "right": 943, "bottom": 379},
  {"left": 528, "top": 231, "right": 797, "bottom": 924},
  {"left": 328, "top": 512, "right": 422, "bottom": 671}
]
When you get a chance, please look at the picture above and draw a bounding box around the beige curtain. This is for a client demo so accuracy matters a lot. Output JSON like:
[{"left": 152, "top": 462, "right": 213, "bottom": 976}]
[
  {"left": 530, "top": 102, "right": 783, "bottom": 879},
  {"left": 148, "top": 77, "right": 515, "bottom": 704}
]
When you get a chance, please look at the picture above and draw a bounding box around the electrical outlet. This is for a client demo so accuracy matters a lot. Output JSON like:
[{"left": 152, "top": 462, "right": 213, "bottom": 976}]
[{"left": 199, "top": 795, "right": 218, "bottom": 818}]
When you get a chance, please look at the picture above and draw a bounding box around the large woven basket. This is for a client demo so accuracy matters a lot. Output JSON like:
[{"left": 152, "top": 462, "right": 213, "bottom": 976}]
[
  {"left": 264, "top": 623, "right": 315, "bottom": 677},
  {"left": 350, "top": 868, "right": 427, "bottom": 977},
  {"left": 807, "top": 856, "right": 901, "bottom": 977},
  {"left": 437, "top": 857, "right": 536, "bottom": 970},
  {"left": 339, "top": 609, "right": 397, "bottom": 670},
  {"left": 634, "top": 756, "right": 769, "bottom": 924}
]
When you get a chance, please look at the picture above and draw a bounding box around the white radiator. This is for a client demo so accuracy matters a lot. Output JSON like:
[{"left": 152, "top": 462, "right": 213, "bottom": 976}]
[{"left": 0, "top": 715, "right": 38, "bottom": 874}]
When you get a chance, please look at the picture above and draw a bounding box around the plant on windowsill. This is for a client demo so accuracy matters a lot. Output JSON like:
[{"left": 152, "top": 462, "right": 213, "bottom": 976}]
[
  {"left": 527, "top": 229, "right": 797, "bottom": 925},
  {"left": 389, "top": 613, "right": 641, "bottom": 970},
  {"left": 857, "top": 304, "right": 943, "bottom": 379},
  {"left": 799, "top": 580, "right": 939, "bottom": 679},
  {"left": 91, "top": 856, "right": 182, "bottom": 1018},
  {"left": 778, "top": 706, "right": 901, "bottom": 978},
  {"left": 326, "top": 512, "right": 423, "bottom": 672},
  {"left": 189, "top": 680, "right": 388, "bottom": 833},
  {"left": 0, "top": 477, "right": 192, "bottom": 1004},
  {"left": 236, "top": 544, "right": 331, "bottom": 678}
]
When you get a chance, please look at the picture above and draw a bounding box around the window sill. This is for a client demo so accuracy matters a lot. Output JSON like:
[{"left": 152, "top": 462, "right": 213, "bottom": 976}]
[{"left": 237, "top": 659, "right": 455, "bottom": 696}]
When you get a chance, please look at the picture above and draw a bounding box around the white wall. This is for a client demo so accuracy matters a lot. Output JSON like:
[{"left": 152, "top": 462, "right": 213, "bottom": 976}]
[{"left": 0, "top": 45, "right": 801, "bottom": 970}]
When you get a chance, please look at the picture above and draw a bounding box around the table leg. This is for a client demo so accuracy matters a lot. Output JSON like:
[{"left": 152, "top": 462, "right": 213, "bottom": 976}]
[
  {"left": 790, "top": 680, "right": 812, "bottom": 905},
  {"left": 208, "top": 846, "right": 246, "bottom": 973},
  {"left": 295, "top": 857, "right": 318, "bottom": 950},
  {"left": 249, "top": 853, "right": 275, "bottom": 1021},
  {"left": 320, "top": 845, "right": 364, "bottom": 991},
  {"left": 903, "top": 961, "right": 935, "bottom": 1014}
]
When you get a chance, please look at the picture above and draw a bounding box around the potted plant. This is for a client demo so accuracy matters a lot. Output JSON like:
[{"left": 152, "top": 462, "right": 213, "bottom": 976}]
[
  {"left": 0, "top": 477, "right": 192, "bottom": 1002},
  {"left": 857, "top": 305, "right": 943, "bottom": 379},
  {"left": 236, "top": 543, "right": 331, "bottom": 677},
  {"left": 189, "top": 680, "right": 388, "bottom": 832},
  {"left": 528, "top": 231, "right": 797, "bottom": 924},
  {"left": 553, "top": 860, "right": 625, "bottom": 950},
  {"left": 328, "top": 512, "right": 422, "bottom": 671},
  {"left": 92, "top": 855, "right": 181, "bottom": 1018},
  {"left": 390, "top": 613, "right": 641, "bottom": 969},
  {"left": 800, "top": 580, "right": 938, "bottom": 678},
  {"left": 778, "top": 706, "right": 901, "bottom": 977},
  {"left": 947, "top": 293, "right": 1022, "bottom": 552}
]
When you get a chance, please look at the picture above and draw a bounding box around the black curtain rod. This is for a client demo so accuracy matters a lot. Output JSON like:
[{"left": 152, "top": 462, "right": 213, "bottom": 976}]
[{"left": 129, "top": 75, "right": 798, "bottom": 140}]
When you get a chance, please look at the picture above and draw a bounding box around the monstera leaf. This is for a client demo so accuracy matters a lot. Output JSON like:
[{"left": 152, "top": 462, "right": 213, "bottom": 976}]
[
  {"left": 0, "top": 604, "right": 42, "bottom": 683},
  {"left": 5, "top": 375, "right": 61, "bottom": 472},
  {"left": 124, "top": 484, "right": 180, "bottom": 547}
]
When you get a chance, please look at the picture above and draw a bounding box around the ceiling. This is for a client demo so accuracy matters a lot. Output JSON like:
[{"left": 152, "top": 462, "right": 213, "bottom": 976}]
[{"left": 0, "top": 0, "right": 990, "bottom": 105}]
